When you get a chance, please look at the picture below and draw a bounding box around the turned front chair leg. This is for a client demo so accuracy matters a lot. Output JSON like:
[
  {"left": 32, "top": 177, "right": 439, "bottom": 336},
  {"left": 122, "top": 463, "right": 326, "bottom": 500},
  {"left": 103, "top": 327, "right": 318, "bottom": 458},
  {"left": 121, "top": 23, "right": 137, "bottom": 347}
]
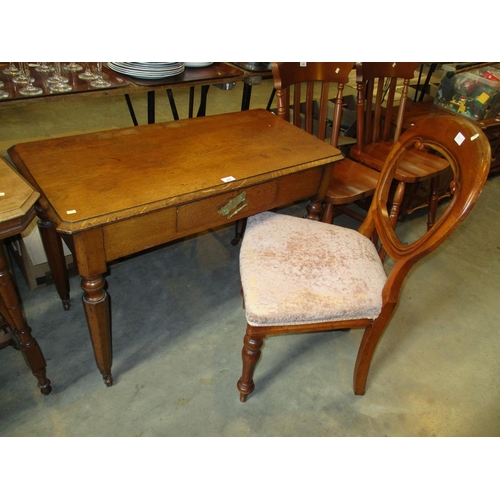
[
  {"left": 237, "top": 332, "right": 264, "bottom": 402},
  {"left": 305, "top": 198, "right": 324, "bottom": 221},
  {"left": 0, "top": 253, "right": 51, "bottom": 395}
]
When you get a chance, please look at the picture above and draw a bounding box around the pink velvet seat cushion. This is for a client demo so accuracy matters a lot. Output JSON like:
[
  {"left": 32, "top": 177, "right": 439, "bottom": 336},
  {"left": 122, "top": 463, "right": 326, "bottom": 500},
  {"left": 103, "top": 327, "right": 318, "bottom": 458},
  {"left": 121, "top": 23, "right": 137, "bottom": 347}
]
[{"left": 240, "top": 211, "right": 387, "bottom": 327}]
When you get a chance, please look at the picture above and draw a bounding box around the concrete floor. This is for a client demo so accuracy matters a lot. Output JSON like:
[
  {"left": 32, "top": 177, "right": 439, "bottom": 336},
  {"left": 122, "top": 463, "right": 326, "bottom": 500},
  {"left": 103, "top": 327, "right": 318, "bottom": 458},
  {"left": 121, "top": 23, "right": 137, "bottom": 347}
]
[{"left": 1, "top": 74, "right": 499, "bottom": 439}]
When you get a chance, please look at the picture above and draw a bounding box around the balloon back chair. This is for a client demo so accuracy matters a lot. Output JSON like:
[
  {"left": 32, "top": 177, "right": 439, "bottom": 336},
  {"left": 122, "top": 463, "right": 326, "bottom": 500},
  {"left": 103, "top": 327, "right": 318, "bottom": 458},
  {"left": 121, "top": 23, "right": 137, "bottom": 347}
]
[{"left": 236, "top": 114, "right": 491, "bottom": 401}]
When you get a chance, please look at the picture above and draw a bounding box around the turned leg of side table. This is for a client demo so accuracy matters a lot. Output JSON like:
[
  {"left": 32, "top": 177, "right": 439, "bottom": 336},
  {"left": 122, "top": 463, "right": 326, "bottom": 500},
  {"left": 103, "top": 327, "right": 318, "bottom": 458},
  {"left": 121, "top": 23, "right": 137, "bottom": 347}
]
[{"left": 0, "top": 252, "right": 52, "bottom": 395}]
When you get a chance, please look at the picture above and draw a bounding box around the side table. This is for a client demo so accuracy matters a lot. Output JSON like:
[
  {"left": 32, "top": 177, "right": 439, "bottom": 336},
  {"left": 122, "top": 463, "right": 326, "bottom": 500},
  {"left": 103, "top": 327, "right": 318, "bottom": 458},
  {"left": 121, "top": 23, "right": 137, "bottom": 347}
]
[
  {"left": 402, "top": 101, "right": 500, "bottom": 173},
  {"left": 0, "top": 157, "right": 51, "bottom": 395}
]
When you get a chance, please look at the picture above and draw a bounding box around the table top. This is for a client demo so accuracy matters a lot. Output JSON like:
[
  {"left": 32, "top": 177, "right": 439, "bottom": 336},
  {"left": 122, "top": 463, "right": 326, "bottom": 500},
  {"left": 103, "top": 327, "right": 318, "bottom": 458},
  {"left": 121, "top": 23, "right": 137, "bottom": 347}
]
[
  {"left": 9, "top": 109, "right": 342, "bottom": 234},
  {"left": 0, "top": 62, "right": 254, "bottom": 107},
  {"left": 0, "top": 157, "right": 39, "bottom": 238}
]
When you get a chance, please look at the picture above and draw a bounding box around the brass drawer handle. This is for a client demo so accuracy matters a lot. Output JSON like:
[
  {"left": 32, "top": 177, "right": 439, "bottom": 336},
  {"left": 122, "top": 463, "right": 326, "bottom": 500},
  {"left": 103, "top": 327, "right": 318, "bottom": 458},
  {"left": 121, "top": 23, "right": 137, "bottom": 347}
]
[{"left": 218, "top": 191, "right": 248, "bottom": 219}]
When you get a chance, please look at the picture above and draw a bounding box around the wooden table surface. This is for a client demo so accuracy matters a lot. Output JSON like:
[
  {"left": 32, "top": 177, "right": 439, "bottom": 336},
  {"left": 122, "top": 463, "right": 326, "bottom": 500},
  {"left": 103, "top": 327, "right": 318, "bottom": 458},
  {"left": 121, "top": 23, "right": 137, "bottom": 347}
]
[
  {"left": 0, "top": 158, "right": 40, "bottom": 238},
  {"left": 9, "top": 109, "right": 343, "bottom": 385}
]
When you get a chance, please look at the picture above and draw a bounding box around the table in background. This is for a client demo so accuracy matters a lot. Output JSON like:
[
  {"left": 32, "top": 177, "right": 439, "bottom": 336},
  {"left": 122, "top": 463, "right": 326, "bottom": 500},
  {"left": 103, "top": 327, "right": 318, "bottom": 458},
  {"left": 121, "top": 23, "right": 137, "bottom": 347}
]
[
  {"left": 0, "top": 157, "right": 51, "bottom": 395},
  {"left": 122, "top": 62, "right": 246, "bottom": 124},
  {"left": 401, "top": 101, "right": 500, "bottom": 174},
  {"left": 9, "top": 109, "right": 343, "bottom": 386},
  {"left": 0, "top": 62, "right": 273, "bottom": 126}
]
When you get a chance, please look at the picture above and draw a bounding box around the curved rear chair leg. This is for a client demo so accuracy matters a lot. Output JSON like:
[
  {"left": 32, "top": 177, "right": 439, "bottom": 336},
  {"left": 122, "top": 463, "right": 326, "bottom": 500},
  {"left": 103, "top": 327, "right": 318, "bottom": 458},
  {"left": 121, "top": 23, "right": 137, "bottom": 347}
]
[
  {"left": 237, "top": 332, "right": 264, "bottom": 402},
  {"left": 353, "top": 310, "right": 394, "bottom": 395}
]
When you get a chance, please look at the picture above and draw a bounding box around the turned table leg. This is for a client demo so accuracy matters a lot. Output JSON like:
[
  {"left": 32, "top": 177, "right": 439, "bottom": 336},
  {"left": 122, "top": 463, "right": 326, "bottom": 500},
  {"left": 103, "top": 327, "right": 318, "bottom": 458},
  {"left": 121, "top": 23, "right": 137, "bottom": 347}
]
[
  {"left": 81, "top": 274, "right": 113, "bottom": 386},
  {"left": 0, "top": 252, "right": 52, "bottom": 395},
  {"left": 73, "top": 228, "right": 113, "bottom": 386},
  {"left": 36, "top": 209, "right": 71, "bottom": 311}
]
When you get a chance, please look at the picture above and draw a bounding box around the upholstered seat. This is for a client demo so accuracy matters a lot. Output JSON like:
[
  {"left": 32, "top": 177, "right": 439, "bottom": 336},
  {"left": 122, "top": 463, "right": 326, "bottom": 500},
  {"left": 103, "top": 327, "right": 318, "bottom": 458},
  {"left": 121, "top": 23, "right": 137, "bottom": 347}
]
[{"left": 240, "top": 211, "right": 386, "bottom": 327}]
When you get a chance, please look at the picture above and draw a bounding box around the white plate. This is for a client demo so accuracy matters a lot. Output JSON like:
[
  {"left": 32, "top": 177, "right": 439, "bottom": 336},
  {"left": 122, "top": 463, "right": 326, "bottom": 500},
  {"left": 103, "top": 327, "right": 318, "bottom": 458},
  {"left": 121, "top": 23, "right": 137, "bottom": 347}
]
[
  {"left": 185, "top": 62, "right": 213, "bottom": 68},
  {"left": 108, "top": 62, "right": 185, "bottom": 79}
]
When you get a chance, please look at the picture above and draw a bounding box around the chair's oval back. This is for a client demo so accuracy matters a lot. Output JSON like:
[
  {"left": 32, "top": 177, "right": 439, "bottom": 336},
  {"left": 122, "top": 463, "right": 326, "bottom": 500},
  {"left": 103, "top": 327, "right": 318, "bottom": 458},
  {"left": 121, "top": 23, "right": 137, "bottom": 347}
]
[
  {"left": 369, "top": 115, "right": 491, "bottom": 266},
  {"left": 355, "top": 62, "right": 419, "bottom": 148},
  {"left": 271, "top": 62, "right": 355, "bottom": 146}
]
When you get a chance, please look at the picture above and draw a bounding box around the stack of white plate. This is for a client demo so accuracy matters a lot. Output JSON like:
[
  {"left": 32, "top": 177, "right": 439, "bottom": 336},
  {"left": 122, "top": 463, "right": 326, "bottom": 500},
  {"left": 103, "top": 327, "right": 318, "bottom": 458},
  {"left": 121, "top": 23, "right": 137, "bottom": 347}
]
[{"left": 108, "top": 62, "right": 185, "bottom": 79}]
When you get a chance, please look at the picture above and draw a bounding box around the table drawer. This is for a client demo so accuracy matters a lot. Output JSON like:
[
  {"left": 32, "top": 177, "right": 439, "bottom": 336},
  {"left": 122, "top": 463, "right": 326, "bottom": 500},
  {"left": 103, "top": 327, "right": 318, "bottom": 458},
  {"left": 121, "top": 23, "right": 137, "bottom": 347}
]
[
  {"left": 103, "top": 207, "right": 177, "bottom": 261},
  {"left": 275, "top": 168, "right": 323, "bottom": 205},
  {"left": 177, "top": 181, "right": 278, "bottom": 235}
]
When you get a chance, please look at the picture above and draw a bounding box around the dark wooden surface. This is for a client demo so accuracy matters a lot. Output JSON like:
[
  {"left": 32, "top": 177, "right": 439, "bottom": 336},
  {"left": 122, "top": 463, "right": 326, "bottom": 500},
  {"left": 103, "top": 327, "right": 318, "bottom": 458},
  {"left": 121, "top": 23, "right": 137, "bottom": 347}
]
[
  {"left": 0, "top": 63, "right": 130, "bottom": 102},
  {"left": 0, "top": 62, "right": 256, "bottom": 108}
]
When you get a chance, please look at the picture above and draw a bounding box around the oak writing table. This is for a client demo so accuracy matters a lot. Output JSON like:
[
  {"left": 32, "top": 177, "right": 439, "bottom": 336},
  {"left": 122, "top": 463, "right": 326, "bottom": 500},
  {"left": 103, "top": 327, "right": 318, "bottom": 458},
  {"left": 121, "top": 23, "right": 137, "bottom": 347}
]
[{"left": 9, "top": 109, "right": 343, "bottom": 386}]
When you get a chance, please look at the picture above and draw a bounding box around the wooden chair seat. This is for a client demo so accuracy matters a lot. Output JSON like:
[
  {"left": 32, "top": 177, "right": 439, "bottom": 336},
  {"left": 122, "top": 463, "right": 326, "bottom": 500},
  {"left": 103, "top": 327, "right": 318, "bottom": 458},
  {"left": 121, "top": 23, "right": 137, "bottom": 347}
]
[
  {"left": 351, "top": 140, "right": 450, "bottom": 183},
  {"left": 326, "top": 157, "right": 379, "bottom": 202}
]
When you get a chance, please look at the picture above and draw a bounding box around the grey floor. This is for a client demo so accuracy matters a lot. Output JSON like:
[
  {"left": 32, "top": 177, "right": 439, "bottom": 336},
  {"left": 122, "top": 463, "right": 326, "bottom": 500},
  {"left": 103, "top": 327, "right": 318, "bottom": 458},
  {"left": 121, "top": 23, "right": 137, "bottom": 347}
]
[{"left": 1, "top": 76, "right": 500, "bottom": 438}]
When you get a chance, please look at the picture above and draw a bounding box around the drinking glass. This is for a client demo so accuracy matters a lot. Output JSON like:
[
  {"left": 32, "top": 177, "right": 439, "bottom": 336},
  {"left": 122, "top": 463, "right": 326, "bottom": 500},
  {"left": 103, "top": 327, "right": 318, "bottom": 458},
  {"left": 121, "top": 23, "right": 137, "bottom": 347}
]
[
  {"left": 78, "top": 63, "right": 97, "bottom": 81},
  {"left": 90, "top": 63, "right": 111, "bottom": 88},
  {"left": 64, "top": 62, "right": 83, "bottom": 72},
  {"left": 36, "top": 62, "right": 53, "bottom": 73},
  {"left": 0, "top": 85, "right": 8, "bottom": 98},
  {"left": 47, "top": 62, "right": 69, "bottom": 84},
  {"left": 19, "top": 63, "right": 43, "bottom": 96},
  {"left": 12, "top": 63, "right": 34, "bottom": 84},
  {"left": 2, "top": 62, "right": 20, "bottom": 75},
  {"left": 49, "top": 63, "right": 72, "bottom": 92}
]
